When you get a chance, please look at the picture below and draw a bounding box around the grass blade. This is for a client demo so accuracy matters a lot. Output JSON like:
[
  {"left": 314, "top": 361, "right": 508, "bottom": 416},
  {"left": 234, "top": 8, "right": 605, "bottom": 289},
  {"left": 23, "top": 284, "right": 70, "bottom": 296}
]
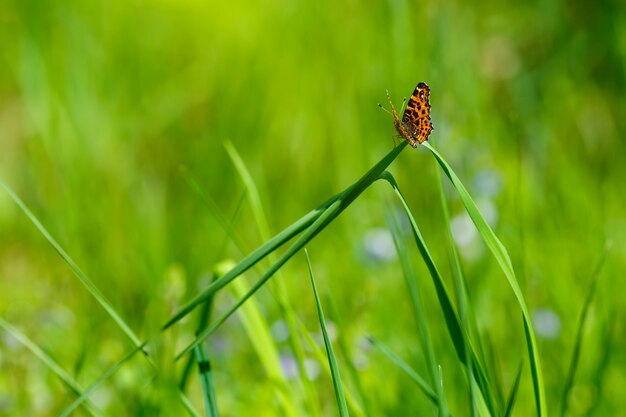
[
  {"left": 423, "top": 142, "right": 547, "bottom": 417},
  {"left": 305, "top": 249, "right": 349, "bottom": 417}
]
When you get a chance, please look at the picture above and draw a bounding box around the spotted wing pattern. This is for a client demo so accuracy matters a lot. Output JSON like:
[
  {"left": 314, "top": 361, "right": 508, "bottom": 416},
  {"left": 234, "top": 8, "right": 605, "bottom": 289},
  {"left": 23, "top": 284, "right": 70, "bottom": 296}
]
[{"left": 400, "top": 82, "right": 433, "bottom": 146}]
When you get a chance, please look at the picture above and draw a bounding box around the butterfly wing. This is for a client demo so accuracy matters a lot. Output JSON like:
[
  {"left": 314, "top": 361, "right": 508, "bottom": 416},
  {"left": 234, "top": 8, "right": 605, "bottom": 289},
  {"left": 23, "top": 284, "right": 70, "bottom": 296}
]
[{"left": 401, "top": 82, "right": 433, "bottom": 144}]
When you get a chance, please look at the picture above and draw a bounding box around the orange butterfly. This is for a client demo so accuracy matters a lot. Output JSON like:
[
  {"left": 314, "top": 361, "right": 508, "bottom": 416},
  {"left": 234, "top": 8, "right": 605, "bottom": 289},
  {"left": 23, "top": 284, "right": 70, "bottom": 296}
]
[{"left": 386, "top": 82, "right": 434, "bottom": 147}]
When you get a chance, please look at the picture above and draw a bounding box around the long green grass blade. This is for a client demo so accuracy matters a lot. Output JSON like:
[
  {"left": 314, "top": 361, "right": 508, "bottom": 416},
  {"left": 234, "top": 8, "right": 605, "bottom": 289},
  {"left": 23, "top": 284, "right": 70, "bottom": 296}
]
[
  {"left": 305, "top": 249, "right": 349, "bottom": 417},
  {"left": 0, "top": 180, "right": 144, "bottom": 351},
  {"left": 423, "top": 142, "right": 547, "bottom": 417},
  {"left": 560, "top": 244, "right": 610, "bottom": 417},
  {"left": 0, "top": 318, "right": 104, "bottom": 417}
]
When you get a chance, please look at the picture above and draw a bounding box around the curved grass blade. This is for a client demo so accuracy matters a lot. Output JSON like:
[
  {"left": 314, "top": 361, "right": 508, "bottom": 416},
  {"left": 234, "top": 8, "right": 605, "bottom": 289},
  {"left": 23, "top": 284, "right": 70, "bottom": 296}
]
[
  {"left": 305, "top": 249, "right": 349, "bottom": 417},
  {"left": 560, "top": 243, "right": 610, "bottom": 417},
  {"left": 387, "top": 203, "right": 450, "bottom": 416},
  {"left": 172, "top": 144, "right": 407, "bottom": 356},
  {"left": 0, "top": 318, "right": 104, "bottom": 417},
  {"left": 366, "top": 335, "right": 437, "bottom": 404},
  {"left": 380, "top": 171, "right": 498, "bottom": 417},
  {"left": 423, "top": 142, "right": 547, "bottom": 417},
  {"left": 0, "top": 180, "right": 144, "bottom": 352}
]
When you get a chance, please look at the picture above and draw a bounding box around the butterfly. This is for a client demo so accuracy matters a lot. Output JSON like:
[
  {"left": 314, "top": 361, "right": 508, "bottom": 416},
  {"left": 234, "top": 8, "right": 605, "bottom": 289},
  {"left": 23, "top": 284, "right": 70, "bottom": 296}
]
[{"left": 384, "top": 82, "right": 434, "bottom": 147}]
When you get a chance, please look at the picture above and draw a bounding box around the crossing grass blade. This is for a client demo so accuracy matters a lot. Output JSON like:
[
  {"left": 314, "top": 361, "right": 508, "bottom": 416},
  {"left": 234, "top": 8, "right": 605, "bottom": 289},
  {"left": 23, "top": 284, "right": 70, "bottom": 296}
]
[
  {"left": 0, "top": 180, "right": 145, "bottom": 352},
  {"left": 423, "top": 142, "right": 547, "bottom": 417},
  {"left": 0, "top": 318, "right": 104, "bottom": 417},
  {"left": 305, "top": 249, "right": 349, "bottom": 417},
  {"left": 559, "top": 243, "right": 610, "bottom": 417},
  {"left": 366, "top": 335, "right": 437, "bottom": 404},
  {"left": 171, "top": 144, "right": 408, "bottom": 357},
  {"left": 379, "top": 171, "right": 499, "bottom": 417}
]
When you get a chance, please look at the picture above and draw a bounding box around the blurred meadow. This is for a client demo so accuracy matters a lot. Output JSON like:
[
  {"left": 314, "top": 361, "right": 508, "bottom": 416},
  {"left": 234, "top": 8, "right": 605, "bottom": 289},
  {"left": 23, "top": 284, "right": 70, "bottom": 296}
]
[{"left": 1, "top": 0, "right": 625, "bottom": 415}]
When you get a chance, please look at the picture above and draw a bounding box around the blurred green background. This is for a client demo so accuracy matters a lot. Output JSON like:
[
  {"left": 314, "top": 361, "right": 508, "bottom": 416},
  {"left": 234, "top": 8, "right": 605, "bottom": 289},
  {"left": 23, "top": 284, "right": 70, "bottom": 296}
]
[{"left": 1, "top": 0, "right": 625, "bottom": 415}]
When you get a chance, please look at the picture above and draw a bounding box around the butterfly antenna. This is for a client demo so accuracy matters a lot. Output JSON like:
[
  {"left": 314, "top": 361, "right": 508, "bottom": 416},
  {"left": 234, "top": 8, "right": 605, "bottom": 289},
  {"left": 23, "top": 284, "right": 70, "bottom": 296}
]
[
  {"left": 400, "top": 97, "right": 407, "bottom": 114},
  {"left": 377, "top": 103, "right": 391, "bottom": 115}
]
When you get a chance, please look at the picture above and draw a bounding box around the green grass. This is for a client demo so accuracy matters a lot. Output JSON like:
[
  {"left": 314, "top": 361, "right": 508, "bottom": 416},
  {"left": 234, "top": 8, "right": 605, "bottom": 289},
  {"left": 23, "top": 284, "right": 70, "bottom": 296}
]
[{"left": 1, "top": 1, "right": 624, "bottom": 415}]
